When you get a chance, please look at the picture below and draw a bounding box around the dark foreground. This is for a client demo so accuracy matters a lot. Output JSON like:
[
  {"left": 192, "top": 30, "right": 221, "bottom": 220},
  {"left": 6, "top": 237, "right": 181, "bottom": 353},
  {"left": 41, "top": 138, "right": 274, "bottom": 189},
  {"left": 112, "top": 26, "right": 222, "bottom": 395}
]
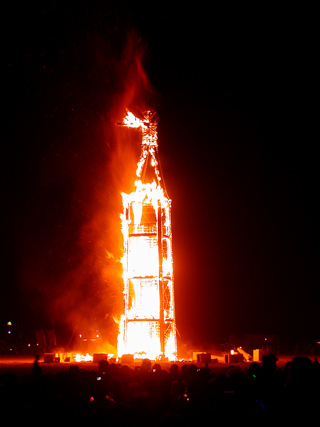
[{"left": 1, "top": 354, "right": 319, "bottom": 425}]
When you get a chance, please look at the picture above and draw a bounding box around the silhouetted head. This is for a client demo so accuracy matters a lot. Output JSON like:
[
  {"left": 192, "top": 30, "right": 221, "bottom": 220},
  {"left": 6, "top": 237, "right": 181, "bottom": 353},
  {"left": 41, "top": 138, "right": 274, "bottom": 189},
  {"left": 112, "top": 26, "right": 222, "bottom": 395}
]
[
  {"left": 141, "top": 358, "right": 151, "bottom": 371},
  {"left": 169, "top": 363, "right": 179, "bottom": 377},
  {"left": 99, "top": 359, "right": 110, "bottom": 375},
  {"left": 246, "top": 362, "right": 262, "bottom": 378},
  {"left": 69, "top": 364, "right": 80, "bottom": 380},
  {"left": 262, "top": 354, "right": 278, "bottom": 373},
  {"left": 120, "top": 364, "right": 133, "bottom": 382},
  {"left": 152, "top": 363, "right": 161, "bottom": 373},
  {"left": 186, "top": 363, "right": 198, "bottom": 379}
]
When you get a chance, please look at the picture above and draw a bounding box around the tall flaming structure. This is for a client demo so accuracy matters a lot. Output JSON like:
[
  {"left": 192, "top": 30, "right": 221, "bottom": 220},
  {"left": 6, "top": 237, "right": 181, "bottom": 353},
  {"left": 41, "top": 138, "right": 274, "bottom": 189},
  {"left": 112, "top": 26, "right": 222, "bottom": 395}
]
[{"left": 117, "top": 110, "right": 177, "bottom": 360}]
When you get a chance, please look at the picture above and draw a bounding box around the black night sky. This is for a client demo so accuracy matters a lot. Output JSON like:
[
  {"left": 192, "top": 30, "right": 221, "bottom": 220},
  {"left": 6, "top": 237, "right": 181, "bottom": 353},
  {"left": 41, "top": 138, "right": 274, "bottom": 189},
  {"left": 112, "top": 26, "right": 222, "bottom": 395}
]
[{"left": 2, "top": 1, "right": 318, "bottom": 350}]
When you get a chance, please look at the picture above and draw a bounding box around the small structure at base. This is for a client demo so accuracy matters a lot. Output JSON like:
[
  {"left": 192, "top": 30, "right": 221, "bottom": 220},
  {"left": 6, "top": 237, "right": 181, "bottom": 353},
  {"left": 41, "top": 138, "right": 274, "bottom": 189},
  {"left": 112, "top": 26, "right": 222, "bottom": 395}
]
[
  {"left": 93, "top": 353, "right": 108, "bottom": 363},
  {"left": 225, "top": 352, "right": 244, "bottom": 363},
  {"left": 121, "top": 354, "right": 134, "bottom": 364},
  {"left": 193, "top": 352, "right": 212, "bottom": 363}
]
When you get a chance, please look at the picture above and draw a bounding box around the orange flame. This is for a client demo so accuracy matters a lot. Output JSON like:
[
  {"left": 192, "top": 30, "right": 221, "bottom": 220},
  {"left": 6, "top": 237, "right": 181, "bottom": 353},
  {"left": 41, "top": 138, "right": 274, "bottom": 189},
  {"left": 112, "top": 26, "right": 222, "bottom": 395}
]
[{"left": 117, "top": 111, "right": 177, "bottom": 360}]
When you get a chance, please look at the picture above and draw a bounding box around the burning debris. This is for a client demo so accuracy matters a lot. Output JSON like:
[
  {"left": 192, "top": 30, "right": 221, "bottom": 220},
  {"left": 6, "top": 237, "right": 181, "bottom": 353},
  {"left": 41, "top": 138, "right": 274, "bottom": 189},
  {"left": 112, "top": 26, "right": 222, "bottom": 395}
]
[{"left": 117, "top": 110, "right": 177, "bottom": 360}]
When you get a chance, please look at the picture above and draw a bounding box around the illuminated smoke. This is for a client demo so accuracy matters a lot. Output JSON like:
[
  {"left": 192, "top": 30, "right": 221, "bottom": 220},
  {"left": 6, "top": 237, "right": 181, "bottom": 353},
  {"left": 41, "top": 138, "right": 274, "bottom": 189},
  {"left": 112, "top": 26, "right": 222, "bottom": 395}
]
[{"left": 10, "top": 25, "right": 159, "bottom": 351}]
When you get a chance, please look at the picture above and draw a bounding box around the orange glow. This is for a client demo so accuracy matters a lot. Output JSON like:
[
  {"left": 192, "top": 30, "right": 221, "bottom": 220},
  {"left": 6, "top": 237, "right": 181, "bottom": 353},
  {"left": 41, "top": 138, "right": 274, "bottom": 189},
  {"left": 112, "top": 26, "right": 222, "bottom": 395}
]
[{"left": 117, "top": 111, "right": 177, "bottom": 360}]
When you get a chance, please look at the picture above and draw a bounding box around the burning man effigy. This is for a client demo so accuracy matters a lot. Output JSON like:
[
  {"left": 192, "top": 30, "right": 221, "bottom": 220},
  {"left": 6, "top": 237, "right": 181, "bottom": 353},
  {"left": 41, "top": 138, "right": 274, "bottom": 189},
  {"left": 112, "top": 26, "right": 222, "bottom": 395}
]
[{"left": 117, "top": 110, "right": 177, "bottom": 361}]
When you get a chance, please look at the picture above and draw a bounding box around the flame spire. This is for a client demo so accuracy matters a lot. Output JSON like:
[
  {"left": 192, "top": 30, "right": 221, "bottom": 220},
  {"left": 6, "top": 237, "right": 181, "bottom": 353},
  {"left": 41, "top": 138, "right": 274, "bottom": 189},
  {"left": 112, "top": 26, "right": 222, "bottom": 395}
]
[{"left": 119, "top": 110, "right": 162, "bottom": 186}]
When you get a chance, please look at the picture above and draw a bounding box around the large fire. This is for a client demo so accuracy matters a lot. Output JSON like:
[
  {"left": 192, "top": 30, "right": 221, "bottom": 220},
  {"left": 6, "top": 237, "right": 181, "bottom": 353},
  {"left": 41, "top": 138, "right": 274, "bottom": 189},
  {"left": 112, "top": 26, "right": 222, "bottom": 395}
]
[{"left": 117, "top": 110, "right": 177, "bottom": 360}]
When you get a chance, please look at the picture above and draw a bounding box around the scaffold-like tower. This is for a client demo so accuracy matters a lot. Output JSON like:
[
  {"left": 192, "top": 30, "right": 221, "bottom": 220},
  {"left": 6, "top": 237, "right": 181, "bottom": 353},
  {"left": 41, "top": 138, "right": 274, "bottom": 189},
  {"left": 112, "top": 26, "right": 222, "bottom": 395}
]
[{"left": 117, "top": 110, "right": 177, "bottom": 360}]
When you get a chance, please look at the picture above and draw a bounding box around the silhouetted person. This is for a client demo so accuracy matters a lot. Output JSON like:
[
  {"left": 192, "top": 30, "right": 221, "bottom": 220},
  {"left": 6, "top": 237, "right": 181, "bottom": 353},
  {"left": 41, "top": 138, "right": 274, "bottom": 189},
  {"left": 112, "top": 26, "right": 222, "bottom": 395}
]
[
  {"left": 152, "top": 363, "right": 161, "bottom": 373},
  {"left": 32, "top": 354, "right": 42, "bottom": 382},
  {"left": 262, "top": 354, "right": 278, "bottom": 374},
  {"left": 99, "top": 359, "right": 109, "bottom": 376},
  {"left": 141, "top": 358, "right": 151, "bottom": 372},
  {"left": 284, "top": 356, "right": 318, "bottom": 422},
  {"left": 169, "top": 363, "right": 179, "bottom": 382}
]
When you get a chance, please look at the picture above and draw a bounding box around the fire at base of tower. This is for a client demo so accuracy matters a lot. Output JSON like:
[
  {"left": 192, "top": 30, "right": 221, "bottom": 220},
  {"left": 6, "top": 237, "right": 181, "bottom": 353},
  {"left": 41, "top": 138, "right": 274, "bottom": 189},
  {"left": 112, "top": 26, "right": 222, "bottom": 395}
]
[{"left": 117, "top": 111, "right": 177, "bottom": 360}]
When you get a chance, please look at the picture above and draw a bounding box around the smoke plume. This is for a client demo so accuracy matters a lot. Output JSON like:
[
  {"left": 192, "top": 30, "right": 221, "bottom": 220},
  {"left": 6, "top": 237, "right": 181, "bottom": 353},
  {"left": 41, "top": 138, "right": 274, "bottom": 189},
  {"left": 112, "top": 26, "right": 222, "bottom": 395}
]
[{"left": 7, "top": 20, "right": 158, "bottom": 350}]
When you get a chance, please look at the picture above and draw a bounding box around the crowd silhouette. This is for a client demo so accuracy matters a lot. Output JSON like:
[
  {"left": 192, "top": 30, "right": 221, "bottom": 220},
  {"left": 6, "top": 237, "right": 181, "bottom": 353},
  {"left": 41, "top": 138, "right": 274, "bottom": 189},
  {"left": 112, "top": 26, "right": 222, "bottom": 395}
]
[{"left": 1, "top": 355, "right": 319, "bottom": 425}]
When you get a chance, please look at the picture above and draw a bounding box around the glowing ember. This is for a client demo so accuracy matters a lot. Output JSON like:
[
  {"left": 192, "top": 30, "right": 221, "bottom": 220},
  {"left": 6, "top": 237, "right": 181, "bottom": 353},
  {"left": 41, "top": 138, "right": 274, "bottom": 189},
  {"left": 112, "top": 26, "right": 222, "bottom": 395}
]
[{"left": 117, "top": 110, "right": 177, "bottom": 360}]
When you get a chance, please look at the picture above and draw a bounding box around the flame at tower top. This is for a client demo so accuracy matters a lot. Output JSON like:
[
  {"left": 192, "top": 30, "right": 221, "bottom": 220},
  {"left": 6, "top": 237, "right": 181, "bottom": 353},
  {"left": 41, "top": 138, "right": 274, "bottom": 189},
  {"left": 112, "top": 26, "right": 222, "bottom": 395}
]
[{"left": 120, "top": 110, "right": 163, "bottom": 187}]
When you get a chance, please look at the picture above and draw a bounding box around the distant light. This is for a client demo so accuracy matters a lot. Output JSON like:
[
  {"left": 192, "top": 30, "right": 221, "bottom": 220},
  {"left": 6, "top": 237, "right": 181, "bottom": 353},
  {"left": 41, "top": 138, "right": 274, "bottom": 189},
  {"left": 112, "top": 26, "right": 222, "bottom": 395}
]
[
  {"left": 8, "top": 331, "right": 11, "bottom": 334},
  {"left": 28, "top": 344, "right": 31, "bottom": 347},
  {"left": 7, "top": 321, "right": 12, "bottom": 326},
  {"left": 96, "top": 334, "right": 99, "bottom": 338},
  {"left": 230, "top": 350, "right": 234, "bottom": 355}
]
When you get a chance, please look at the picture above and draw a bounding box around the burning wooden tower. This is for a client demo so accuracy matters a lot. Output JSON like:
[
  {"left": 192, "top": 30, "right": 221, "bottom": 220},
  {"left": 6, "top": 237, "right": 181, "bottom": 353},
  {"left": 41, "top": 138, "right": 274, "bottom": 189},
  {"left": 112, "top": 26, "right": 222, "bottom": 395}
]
[{"left": 117, "top": 110, "right": 177, "bottom": 360}]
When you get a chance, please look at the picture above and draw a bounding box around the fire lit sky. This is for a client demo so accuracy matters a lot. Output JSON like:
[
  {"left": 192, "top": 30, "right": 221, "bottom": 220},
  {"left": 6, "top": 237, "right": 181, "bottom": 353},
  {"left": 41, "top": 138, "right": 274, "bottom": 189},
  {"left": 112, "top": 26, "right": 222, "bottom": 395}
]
[{"left": 3, "top": 2, "right": 318, "bottom": 349}]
